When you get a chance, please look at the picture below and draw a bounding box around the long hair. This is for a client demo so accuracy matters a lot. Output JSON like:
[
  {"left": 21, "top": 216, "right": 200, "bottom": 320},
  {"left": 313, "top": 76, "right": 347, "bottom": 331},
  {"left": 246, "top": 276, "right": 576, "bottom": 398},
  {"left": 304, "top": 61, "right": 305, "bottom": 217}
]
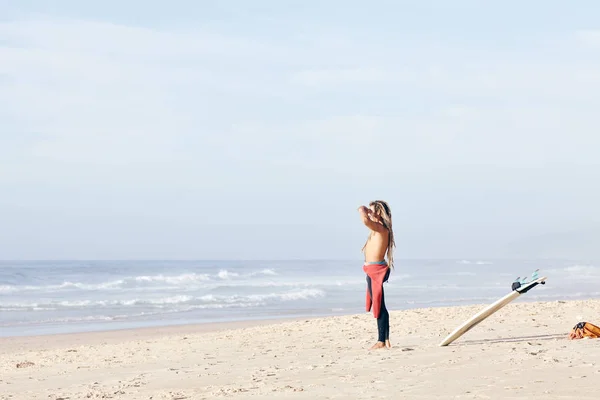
[{"left": 362, "top": 200, "right": 396, "bottom": 269}]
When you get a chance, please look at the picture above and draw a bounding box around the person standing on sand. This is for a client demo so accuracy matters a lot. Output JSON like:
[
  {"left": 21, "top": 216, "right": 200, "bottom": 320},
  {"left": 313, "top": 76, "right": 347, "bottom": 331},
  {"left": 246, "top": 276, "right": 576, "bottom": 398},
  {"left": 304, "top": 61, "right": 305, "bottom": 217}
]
[{"left": 358, "top": 200, "right": 396, "bottom": 350}]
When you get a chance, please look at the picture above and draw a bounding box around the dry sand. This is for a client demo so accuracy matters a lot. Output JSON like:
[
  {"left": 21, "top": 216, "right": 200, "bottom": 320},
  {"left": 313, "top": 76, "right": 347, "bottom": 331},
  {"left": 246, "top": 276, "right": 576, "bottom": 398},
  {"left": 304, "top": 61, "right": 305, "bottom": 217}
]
[{"left": 2, "top": 299, "right": 600, "bottom": 399}]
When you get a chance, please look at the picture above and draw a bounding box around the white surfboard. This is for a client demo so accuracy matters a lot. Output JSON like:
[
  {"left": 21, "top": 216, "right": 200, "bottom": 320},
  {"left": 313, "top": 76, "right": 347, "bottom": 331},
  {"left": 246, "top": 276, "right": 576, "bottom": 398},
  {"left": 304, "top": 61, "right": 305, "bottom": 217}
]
[{"left": 438, "top": 276, "right": 547, "bottom": 347}]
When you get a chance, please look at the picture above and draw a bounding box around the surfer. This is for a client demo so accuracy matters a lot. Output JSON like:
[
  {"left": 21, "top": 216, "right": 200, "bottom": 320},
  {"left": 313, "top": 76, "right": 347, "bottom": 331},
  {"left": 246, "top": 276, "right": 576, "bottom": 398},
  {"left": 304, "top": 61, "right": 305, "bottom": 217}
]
[{"left": 358, "top": 200, "right": 396, "bottom": 350}]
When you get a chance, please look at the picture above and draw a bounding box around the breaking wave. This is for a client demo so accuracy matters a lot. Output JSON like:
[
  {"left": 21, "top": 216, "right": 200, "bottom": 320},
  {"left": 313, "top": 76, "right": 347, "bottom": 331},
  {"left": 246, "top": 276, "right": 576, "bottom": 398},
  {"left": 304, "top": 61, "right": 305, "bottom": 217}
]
[
  {"left": 0, "top": 288, "right": 325, "bottom": 312},
  {"left": 457, "top": 260, "right": 493, "bottom": 265},
  {"left": 0, "top": 269, "right": 279, "bottom": 294}
]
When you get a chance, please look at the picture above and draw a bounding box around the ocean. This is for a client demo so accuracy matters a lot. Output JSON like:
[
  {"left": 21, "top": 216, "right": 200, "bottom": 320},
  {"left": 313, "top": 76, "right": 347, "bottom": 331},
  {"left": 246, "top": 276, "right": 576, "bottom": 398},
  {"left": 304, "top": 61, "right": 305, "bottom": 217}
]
[{"left": 1, "top": 259, "right": 599, "bottom": 337}]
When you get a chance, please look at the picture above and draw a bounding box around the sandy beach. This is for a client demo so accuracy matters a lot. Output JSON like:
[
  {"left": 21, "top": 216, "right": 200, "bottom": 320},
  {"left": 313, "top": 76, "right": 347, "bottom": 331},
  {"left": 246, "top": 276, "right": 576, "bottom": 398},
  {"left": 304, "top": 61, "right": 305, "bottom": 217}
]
[{"left": 2, "top": 299, "right": 599, "bottom": 399}]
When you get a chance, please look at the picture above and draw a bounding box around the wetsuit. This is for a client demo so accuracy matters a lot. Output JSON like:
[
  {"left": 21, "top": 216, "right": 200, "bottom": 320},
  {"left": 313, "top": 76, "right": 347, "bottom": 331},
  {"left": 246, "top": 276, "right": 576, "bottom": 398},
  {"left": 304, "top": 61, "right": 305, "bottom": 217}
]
[{"left": 364, "top": 261, "right": 391, "bottom": 343}]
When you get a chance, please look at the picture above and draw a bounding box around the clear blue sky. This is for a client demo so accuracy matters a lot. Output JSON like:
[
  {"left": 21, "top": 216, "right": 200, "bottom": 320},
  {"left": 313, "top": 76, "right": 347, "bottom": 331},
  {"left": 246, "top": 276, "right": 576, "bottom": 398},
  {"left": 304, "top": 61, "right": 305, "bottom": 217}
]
[{"left": 1, "top": 1, "right": 599, "bottom": 260}]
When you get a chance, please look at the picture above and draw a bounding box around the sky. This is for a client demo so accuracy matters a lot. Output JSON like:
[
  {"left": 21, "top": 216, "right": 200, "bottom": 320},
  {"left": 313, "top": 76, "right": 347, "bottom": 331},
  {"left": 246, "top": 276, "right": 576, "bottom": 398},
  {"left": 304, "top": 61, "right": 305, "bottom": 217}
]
[{"left": 1, "top": 1, "right": 600, "bottom": 260}]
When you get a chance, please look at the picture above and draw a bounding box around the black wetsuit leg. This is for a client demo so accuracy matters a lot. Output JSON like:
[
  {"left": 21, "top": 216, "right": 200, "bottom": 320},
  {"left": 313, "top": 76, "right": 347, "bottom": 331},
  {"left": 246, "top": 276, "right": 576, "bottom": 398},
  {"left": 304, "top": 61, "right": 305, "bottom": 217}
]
[
  {"left": 378, "top": 284, "right": 389, "bottom": 342},
  {"left": 366, "top": 269, "right": 390, "bottom": 343}
]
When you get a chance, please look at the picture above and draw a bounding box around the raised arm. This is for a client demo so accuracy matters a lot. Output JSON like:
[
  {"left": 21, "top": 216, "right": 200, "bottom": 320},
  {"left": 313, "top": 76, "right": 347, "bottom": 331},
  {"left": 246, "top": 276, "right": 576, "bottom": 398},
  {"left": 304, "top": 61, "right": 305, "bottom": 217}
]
[{"left": 358, "top": 206, "right": 387, "bottom": 233}]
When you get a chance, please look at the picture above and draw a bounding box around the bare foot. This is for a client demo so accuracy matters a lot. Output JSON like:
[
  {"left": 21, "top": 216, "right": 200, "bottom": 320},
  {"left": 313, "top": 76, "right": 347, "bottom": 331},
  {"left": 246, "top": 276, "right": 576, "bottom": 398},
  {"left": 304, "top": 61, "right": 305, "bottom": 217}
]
[
  {"left": 385, "top": 339, "right": 391, "bottom": 348},
  {"left": 369, "top": 341, "right": 386, "bottom": 350}
]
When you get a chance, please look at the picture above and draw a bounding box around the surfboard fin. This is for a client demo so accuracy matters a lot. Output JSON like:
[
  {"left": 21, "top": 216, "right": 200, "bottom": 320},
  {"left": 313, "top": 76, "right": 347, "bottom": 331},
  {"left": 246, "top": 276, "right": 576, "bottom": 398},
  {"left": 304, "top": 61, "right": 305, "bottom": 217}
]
[
  {"left": 513, "top": 270, "right": 541, "bottom": 290},
  {"left": 511, "top": 280, "right": 521, "bottom": 291},
  {"left": 531, "top": 269, "right": 539, "bottom": 281}
]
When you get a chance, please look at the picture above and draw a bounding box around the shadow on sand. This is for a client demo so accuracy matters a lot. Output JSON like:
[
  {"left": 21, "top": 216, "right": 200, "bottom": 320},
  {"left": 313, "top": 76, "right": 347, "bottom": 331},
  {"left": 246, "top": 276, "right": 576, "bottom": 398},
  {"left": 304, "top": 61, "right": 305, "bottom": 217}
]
[{"left": 455, "top": 333, "right": 567, "bottom": 346}]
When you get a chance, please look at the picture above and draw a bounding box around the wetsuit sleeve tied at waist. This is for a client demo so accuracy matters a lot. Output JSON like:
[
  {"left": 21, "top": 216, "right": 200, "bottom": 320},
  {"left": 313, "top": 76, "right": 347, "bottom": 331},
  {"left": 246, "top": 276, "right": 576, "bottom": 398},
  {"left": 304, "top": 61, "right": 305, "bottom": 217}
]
[{"left": 363, "top": 264, "right": 389, "bottom": 319}]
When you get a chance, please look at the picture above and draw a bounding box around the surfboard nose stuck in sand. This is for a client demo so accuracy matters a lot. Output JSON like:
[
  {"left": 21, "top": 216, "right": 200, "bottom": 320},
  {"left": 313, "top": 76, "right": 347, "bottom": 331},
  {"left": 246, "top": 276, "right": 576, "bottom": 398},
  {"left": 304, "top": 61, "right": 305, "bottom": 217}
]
[{"left": 439, "top": 273, "right": 547, "bottom": 347}]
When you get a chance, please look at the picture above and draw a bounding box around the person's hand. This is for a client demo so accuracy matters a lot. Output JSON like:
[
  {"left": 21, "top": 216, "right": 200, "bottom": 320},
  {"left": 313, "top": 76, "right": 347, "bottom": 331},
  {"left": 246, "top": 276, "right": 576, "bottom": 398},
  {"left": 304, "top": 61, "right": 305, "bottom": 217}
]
[{"left": 358, "top": 206, "right": 372, "bottom": 217}]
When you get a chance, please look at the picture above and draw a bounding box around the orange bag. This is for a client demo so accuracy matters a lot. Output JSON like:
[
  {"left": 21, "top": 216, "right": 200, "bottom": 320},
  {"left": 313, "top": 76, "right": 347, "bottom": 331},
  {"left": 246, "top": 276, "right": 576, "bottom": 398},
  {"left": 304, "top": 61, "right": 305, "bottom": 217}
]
[{"left": 568, "top": 322, "right": 600, "bottom": 339}]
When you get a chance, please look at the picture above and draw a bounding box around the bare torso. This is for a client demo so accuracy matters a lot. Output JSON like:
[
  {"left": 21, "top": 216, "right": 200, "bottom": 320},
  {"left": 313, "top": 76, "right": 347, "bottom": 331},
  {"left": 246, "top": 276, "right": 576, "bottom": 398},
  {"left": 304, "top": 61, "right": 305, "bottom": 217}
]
[{"left": 363, "top": 230, "right": 389, "bottom": 263}]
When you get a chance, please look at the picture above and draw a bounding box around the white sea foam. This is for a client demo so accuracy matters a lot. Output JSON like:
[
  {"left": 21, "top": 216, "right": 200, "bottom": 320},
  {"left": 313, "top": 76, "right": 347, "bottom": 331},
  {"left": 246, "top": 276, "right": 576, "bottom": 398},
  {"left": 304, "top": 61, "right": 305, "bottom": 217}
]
[
  {"left": 246, "top": 289, "right": 325, "bottom": 302},
  {"left": 457, "top": 260, "right": 493, "bottom": 265},
  {"left": 0, "top": 289, "right": 325, "bottom": 311},
  {"left": 547, "top": 264, "right": 600, "bottom": 278},
  {"left": 0, "top": 268, "right": 280, "bottom": 294},
  {"left": 563, "top": 265, "right": 598, "bottom": 275},
  {"left": 217, "top": 269, "right": 240, "bottom": 279},
  {"left": 251, "top": 268, "right": 277, "bottom": 276},
  {"left": 134, "top": 273, "right": 211, "bottom": 284},
  {"left": 0, "top": 285, "right": 16, "bottom": 294},
  {"left": 453, "top": 271, "right": 477, "bottom": 276},
  {"left": 0, "top": 281, "right": 125, "bottom": 293}
]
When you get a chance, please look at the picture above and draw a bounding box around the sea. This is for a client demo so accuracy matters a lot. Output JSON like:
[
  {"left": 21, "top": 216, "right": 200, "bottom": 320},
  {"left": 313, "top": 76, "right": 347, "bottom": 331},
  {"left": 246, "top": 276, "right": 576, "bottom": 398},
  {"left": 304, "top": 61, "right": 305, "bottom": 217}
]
[{"left": 1, "top": 259, "right": 599, "bottom": 337}]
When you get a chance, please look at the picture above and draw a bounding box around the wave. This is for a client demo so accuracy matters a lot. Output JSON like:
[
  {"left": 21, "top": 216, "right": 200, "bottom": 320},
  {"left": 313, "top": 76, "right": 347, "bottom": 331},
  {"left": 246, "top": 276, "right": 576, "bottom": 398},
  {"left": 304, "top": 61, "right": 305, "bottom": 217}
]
[
  {"left": 454, "top": 271, "right": 477, "bottom": 276},
  {"left": 562, "top": 264, "right": 598, "bottom": 275},
  {"left": 0, "top": 269, "right": 279, "bottom": 294},
  {"left": 457, "top": 260, "right": 493, "bottom": 265},
  {"left": 215, "top": 268, "right": 277, "bottom": 280},
  {"left": 547, "top": 264, "right": 600, "bottom": 278},
  {"left": 0, "top": 280, "right": 125, "bottom": 293},
  {"left": 0, "top": 288, "right": 325, "bottom": 312},
  {"left": 134, "top": 273, "right": 211, "bottom": 284},
  {"left": 0, "top": 315, "right": 117, "bottom": 327}
]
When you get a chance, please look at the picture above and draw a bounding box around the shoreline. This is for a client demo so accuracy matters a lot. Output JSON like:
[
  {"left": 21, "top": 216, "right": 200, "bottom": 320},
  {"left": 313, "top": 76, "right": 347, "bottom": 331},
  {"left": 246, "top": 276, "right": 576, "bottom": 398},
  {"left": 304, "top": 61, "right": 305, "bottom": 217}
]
[
  {"left": 3, "top": 292, "right": 600, "bottom": 341},
  {"left": 0, "top": 309, "right": 348, "bottom": 340},
  {"left": 0, "top": 297, "right": 587, "bottom": 346}
]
